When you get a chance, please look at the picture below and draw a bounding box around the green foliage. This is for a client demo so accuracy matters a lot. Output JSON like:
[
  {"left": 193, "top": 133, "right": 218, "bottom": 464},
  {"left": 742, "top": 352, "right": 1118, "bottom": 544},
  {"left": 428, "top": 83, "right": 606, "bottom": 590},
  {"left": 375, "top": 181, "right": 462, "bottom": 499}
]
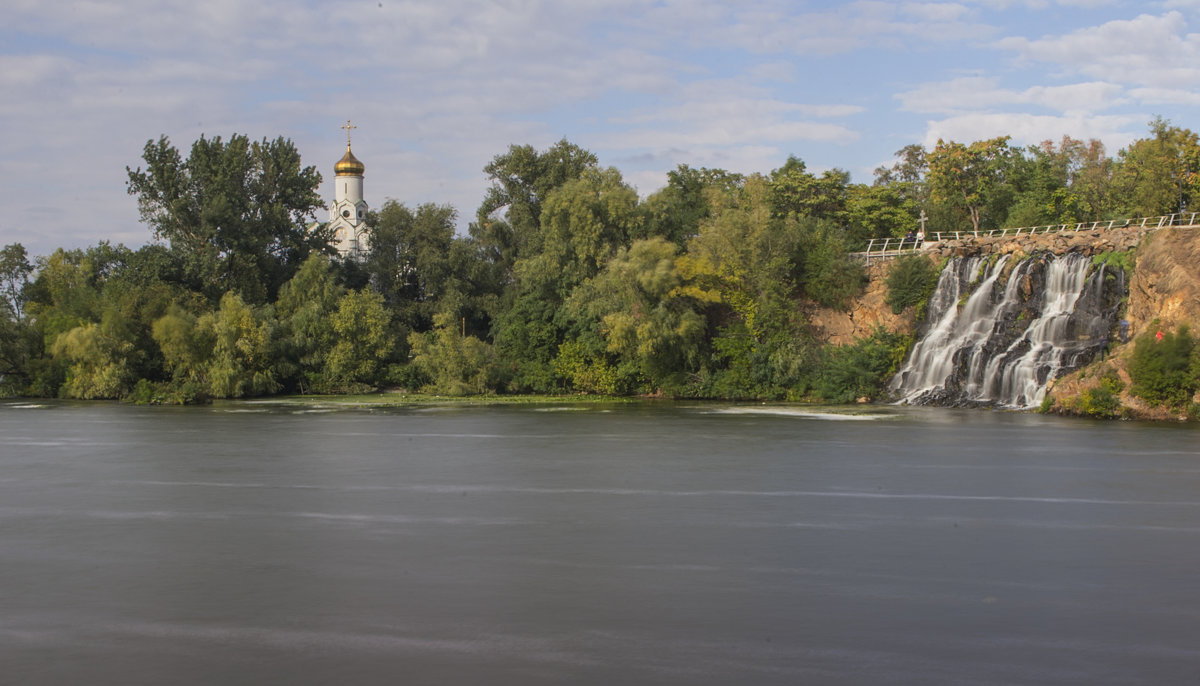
[
  {"left": 797, "top": 219, "right": 866, "bottom": 310},
  {"left": 126, "top": 133, "right": 326, "bottom": 303},
  {"left": 275, "top": 254, "right": 344, "bottom": 391},
  {"left": 472, "top": 139, "right": 599, "bottom": 273},
  {"left": 409, "top": 312, "right": 498, "bottom": 396},
  {"left": 1091, "top": 250, "right": 1134, "bottom": 275},
  {"left": 126, "top": 378, "right": 208, "bottom": 405},
  {"left": 844, "top": 183, "right": 918, "bottom": 248},
  {"left": 1071, "top": 366, "right": 1125, "bottom": 418},
  {"left": 564, "top": 238, "right": 708, "bottom": 394},
  {"left": 204, "top": 293, "right": 280, "bottom": 398},
  {"left": 813, "top": 328, "right": 912, "bottom": 403},
  {"left": 1113, "top": 118, "right": 1200, "bottom": 216},
  {"left": 640, "top": 165, "right": 744, "bottom": 246},
  {"left": 367, "top": 200, "right": 490, "bottom": 335},
  {"left": 0, "top": 243, "right": 33, "bottom": 321},
  {"left": 768, "top": 156, "right": 849, "bottom": 223},
  {"left": 13, "top": 128, "right": 1200, "bottom": 408},
  {"left": 523, "top": 166, "right": 640, "bottom": 299},
  {"left": 1128, "top": 323, "right": 1199, "bottom": 407},
  {"left": 885, "top": 255, "right": 941, "bottom": 314},
  {"left": 153, "top": 293, "right": 280, "bottom": 398},
  {"left": 926, "top": 136, "right": 1019, "bottom": 232},
  {"left": 326, "top": 289, "right": 394, "bottom": 389},
  {"left": 51, "top": 321, "right": 137, "bottom": 399},
  {"left": 552, "top": 341, "right": 624, "bottom": 395}
]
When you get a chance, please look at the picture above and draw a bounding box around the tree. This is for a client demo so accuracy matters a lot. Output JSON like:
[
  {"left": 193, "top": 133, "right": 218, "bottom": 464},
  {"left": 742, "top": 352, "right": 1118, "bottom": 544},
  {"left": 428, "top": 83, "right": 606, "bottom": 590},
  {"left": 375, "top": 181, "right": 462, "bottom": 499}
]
[
  {"left": 1128, "top": 324, "right": 1199, "bottom": 407},
  {"left": 769, "top": 156, "right": 849, "bottom": 222},
  {"left": 275, "top": 254, "right": 345, "bottom": 391},
  {"left": 0, "top": 243, "right": 33, "bottom": 321},
  {"left": 408, "top": 312, "right": 497, "bottom": 396},
  {"left": 845, "top": 183, "right": 918, "bottom": 247},
  {"left": 51, "top": 320, "right": 137, "bottom": 399},
  {"left": 519, "top": 167, "right": 641, "bottom": 299},
  {"left": 156, "top": 292, "right": 282, "bottom": 399},
  {"left": 1113, "top": 118, "right": 1200, "bottom": 217},
  {"left": 471, "top": 139, "right": 598, "bottom": 273},
  {"left": 681, "top": 176, "right": 814, "bottom": 397},
  {"left": 640, "top": 165, "right": 745, "bottom": 246},
  {"left": 926, "top": 137, "right": 1018, "bottom": 232},
  {"left": 126, "top": 134, "right": 326, "bottom": 303},
  {"left": 564, "top": 238, "right": 708, "bottom": 392},
  {"left": 491, "top": 166, "right": 641, "bottom": 391},
  {"left": 0, "top": 244, "right": 36, "bottom": 394},
  {"left": 327, "top": 289, "right": 394, "bottom": 388}
]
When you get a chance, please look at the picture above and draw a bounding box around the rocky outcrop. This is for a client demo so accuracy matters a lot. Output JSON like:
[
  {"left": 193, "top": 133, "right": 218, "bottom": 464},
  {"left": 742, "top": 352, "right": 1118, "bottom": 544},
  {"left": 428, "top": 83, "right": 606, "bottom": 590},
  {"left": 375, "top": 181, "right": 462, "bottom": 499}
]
[
  {"left": 924, "top": 226, "right": 1151, "bottom": 260},
  {"left": 805, "top": 261, "right": 917, "bottom": 346},
  {"left": 1045, "top": 227, "right": 1200, "bottom": 420},
  {"left": 812, "top": 225, "right": 1198, "bottom": 419}
]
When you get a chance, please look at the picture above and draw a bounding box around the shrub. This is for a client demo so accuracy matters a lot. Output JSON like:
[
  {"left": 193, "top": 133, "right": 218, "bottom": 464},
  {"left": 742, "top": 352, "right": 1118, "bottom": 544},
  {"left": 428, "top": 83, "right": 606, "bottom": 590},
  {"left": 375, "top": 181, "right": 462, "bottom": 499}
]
[
  {"left": 408, "top": 312, "right": 499, "bottom": 396},
  {"left": 1072, "top": 367, "right": 1125, "bottom": 418},
  {"left": 885, "top": 255, "right": 940, "bottom": 315},
  {"left": 1091, "top": 250, "right": 1134, "bottom": 275},
  {"left": 813, "top": 328, "right": 912, "bottom": 403},
  {"left": 1128, "top": 323, "right": 1199, "bottom": 407},
  {"left": 798, "top": 223, "right": 866, "bottom": 310}
]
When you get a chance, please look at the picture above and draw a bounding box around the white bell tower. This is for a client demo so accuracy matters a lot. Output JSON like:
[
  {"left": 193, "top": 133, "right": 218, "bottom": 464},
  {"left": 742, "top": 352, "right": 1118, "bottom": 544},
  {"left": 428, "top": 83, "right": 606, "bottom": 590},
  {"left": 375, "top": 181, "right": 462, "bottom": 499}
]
[{"left": 328, "top": 120, "right": 370, "bottom": 260}]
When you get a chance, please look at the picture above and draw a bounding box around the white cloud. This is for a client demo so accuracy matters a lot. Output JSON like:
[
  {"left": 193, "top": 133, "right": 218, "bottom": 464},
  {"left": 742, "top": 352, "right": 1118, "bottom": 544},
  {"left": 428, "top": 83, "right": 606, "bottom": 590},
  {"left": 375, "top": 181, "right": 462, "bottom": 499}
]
[
  {"left": 1128, "top": 87, "right": 1200, "bottom": 105},
  {"left": 996, "top": 11, "right": 1200, "bottom": 89},
  {"left": 897, "top": 77, "right": 1125, "bottom": 114},
  {"left": 921, "top": 112, "right": 1141, "bottom": 150},
  {"left": 901, "top": 2, "right": 972, "bottom": 22},
  {"left": 3, "top": 0, "right": 1197, "bottom": 258}
]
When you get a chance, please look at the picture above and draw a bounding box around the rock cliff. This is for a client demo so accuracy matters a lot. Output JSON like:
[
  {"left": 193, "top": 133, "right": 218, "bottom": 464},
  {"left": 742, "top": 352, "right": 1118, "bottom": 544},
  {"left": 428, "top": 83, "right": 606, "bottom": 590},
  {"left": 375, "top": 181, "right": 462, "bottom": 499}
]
[
  {"left": 814, "top": 226, "right": 1200, "bottom": 420},
  {"left": 805, "top": 261, "right": 917, "bottom": 346},
  {"left": 1041, "top": 227, "right": 1200, "bottom": 420}
]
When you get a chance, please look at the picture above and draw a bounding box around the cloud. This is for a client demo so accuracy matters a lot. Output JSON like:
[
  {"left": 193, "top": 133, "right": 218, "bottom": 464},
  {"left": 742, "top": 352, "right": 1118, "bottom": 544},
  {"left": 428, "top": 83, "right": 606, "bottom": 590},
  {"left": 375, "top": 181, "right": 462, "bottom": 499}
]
[
  {"left": 920, "top": 111, "right": 1141, "bottom": 150},
  {"left": 995, "top": 11, "right": 1200, "bottom": 89},
  {"left": 1128, "top": 87, "right": 1200, "bottom": 105},
  {"left": 897, "top": 77, "right": 1126, "bottom": 114},
  {"left": 3, "top": 0, "right": 1197, "bottom": 258},
  {"left": 636, "top": 0, "right": 997, "bottom": 55}
]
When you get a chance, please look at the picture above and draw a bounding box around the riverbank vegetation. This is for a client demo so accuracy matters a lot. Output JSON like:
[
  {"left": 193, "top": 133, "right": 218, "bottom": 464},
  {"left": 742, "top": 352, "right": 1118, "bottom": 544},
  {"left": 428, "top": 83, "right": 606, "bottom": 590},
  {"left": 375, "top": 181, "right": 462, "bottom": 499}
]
[{"left": 2, "top": 120, "right": 1198, "bottom": 404}]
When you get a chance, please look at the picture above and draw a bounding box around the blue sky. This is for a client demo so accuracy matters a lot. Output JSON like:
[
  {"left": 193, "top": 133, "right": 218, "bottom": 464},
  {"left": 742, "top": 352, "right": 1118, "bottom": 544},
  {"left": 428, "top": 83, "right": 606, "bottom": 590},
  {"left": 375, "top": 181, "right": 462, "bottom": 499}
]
[{"left": 3, "top": 0, "right": 1199, "bottom": 258}]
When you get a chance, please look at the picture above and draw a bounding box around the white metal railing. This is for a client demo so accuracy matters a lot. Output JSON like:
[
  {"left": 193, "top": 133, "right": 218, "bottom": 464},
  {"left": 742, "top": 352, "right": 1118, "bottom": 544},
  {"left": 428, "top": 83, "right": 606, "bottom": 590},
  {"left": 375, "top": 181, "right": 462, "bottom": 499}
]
[{"left": 853, "top": 213, "right": 1199, "bottom": 264}]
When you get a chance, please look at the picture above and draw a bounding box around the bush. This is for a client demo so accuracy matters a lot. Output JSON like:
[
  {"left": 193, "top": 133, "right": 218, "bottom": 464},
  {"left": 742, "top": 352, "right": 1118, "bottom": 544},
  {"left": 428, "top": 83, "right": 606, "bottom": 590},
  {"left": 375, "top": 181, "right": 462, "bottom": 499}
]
[
  {"left": 798, "top": 223, "right": 866, "bottom": 310},
  {"left": 1091, "top": 250, "right": 1134, "bottom": 275},
  {"left": 408, "top": 312, "right": 499, "bottom": 396},
  {"left": 126, "top": 378, "right": 209, "bottom": 405},
  {"left": 1128, "top": 323, "right": 1199, "bottom": 407},
  {"left": 813, "top": 328, "right": 912, "bottom": 403},
  {"left": 1071, "top": 366, "right": 1125, "bottom": 418},
  {"left": 885, "top": 255, "right": 940, "bottom": 315}
]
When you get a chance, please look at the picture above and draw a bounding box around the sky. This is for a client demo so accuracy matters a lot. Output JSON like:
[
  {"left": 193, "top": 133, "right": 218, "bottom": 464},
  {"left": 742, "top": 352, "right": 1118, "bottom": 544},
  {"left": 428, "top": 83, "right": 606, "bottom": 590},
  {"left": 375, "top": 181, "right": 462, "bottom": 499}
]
[{"left": 3, "top": 0, "right": 1200, "bottom": 259}]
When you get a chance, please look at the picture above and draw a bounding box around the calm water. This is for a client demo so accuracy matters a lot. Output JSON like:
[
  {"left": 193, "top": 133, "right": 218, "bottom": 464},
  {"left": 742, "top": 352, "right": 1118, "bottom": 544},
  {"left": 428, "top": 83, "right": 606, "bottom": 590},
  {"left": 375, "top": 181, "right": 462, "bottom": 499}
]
[{"left": 3, "top": 400, "right": 1200, "bottom": 685}]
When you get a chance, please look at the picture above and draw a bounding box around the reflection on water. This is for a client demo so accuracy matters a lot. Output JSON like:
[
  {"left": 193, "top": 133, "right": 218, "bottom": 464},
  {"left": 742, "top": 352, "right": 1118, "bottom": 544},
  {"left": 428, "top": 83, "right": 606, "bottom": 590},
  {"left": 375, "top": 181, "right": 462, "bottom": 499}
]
[{"left": 2, "top": 400, "right": 1200, "bottom": 685}]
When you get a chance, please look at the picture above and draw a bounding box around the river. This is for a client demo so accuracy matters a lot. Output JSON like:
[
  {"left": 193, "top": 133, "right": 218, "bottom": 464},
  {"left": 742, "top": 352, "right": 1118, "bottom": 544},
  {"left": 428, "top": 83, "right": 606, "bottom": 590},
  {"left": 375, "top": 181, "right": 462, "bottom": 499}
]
[{"left": 3, "top": 400, "right": 1199, "bottom": 685}]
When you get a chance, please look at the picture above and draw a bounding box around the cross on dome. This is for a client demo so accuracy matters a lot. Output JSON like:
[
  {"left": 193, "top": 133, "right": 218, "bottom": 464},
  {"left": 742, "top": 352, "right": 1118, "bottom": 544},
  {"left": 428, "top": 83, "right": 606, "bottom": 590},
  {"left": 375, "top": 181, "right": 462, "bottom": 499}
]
[{"left": 341, "top": 119, "right": 357, "bottom": 147}]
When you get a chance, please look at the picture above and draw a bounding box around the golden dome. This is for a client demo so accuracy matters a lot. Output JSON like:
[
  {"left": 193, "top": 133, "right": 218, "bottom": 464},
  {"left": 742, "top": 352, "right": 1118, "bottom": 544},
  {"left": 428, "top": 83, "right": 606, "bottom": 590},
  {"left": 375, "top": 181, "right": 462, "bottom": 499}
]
[{"left": 334, "top": 145, "right": 365, "bottom": 176}]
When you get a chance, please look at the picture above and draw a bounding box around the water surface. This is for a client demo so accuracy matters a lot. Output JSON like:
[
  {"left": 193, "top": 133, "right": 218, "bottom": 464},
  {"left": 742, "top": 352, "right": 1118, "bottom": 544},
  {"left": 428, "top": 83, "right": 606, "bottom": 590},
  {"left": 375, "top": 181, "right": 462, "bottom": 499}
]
[{"left": 3, "top": 400, "right": 1199, "bottom": 685}]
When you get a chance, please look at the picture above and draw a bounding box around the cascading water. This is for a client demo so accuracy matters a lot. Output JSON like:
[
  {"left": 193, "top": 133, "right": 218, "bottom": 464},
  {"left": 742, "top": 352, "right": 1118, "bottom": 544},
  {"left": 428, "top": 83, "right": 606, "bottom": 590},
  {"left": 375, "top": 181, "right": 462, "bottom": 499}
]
[{"left": 888, "top": 252, "right": 1125, "bottom": 409}]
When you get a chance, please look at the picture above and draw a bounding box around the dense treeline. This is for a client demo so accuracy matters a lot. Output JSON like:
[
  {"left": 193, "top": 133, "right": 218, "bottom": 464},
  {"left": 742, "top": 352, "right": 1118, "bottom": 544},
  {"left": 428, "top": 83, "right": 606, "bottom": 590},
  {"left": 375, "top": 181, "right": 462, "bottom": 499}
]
[{"left": 1, "top": 120, "right": 1197, "bottom": 403}]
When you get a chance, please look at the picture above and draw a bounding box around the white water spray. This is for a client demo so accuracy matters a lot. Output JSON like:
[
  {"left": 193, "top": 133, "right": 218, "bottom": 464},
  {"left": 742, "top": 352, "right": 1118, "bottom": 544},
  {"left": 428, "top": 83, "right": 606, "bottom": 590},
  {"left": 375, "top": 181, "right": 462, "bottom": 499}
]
[{"left": 889, "top": 253, "right": 1118, "bottom": 409}]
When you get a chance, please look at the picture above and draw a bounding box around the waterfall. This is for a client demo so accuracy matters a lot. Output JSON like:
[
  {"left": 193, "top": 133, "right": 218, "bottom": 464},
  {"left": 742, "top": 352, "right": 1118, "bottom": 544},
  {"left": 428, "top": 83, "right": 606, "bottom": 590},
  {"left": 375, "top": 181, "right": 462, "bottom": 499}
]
[{"left": 888, "top": 252, "right": 1123, "bottom": 409}]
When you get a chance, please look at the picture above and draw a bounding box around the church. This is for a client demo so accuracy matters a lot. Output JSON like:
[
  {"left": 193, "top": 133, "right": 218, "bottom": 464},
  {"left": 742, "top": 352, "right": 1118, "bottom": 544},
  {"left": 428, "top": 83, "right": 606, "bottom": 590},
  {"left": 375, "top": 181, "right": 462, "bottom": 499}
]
[{"left": 325, "top": 120, "right": 370, "bottom": 260}]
